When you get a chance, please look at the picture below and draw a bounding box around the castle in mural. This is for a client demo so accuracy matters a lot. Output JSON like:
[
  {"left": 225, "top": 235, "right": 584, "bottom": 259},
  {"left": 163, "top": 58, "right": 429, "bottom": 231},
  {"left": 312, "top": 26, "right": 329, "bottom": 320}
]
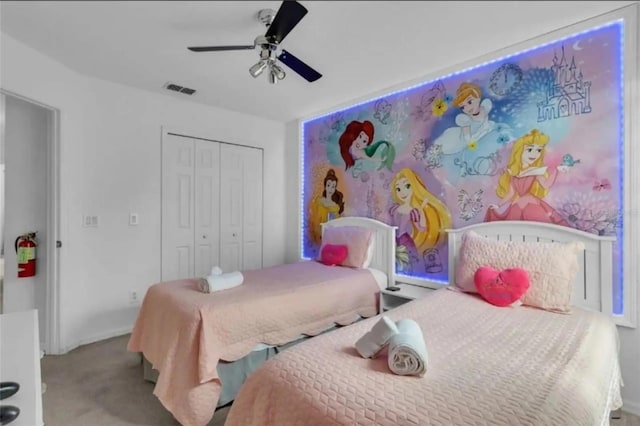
[{"left": 537, "top": 46, "right": 592, "bottom": 122}]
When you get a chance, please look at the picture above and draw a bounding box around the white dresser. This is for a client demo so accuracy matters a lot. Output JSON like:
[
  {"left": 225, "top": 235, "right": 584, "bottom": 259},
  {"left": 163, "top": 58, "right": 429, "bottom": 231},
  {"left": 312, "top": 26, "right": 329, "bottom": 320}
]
[{"left": 0, "top": 309, "right": 44, "bottom": 426}]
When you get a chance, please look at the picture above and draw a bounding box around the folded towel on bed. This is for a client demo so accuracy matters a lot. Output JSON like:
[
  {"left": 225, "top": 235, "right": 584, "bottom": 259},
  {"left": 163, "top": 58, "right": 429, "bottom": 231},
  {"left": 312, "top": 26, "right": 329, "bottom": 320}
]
[
  {"left": 387, "top": 319, "right": 428, "bottom": 377},
  {"left": 210, "top": 266, "right": 223, "bottom": 276},
  {"left": 355, "top": 316, "right": 399, "bottom": 358},
  {"left": 199, "top": 271, "right": 244, "bottom": 293}
]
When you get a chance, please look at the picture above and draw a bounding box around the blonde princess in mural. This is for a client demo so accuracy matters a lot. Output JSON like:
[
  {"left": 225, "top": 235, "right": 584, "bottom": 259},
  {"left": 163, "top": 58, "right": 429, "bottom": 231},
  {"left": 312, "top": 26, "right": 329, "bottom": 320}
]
[
  {"left": 309, "top": 169, "right": 345, "bottom": 244},
  {"left": 433, "top": 82, "right": 496, "bottom": 155},
  {"left": 389, "top": 168, "right": 451, "bottom": 273},
  {"left": 485, "top": 129, "right": 569, "bottom": 225}
]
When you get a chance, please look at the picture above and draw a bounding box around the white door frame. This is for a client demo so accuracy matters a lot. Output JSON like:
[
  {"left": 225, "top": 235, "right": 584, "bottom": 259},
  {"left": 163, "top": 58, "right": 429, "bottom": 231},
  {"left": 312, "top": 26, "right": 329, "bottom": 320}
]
[{"left": 1, "top": 89, "right": 61, "bottom": 355}]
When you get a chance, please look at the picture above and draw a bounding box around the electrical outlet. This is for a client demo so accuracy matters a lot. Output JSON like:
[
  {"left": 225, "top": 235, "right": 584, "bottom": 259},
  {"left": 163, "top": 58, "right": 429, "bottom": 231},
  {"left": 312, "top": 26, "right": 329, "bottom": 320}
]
[
  {"left": 129, "top": 213, "right": 139, "bottom": 226},
  {"left": 129, "top": 290, "right": 140, "bottom": 305}
]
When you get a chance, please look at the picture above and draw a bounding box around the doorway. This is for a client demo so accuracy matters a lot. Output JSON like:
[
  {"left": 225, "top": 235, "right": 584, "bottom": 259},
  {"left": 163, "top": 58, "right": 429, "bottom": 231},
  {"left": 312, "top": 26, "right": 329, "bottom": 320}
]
[{"left": 0, "top": 91, "right": 60, "bottom": 354}]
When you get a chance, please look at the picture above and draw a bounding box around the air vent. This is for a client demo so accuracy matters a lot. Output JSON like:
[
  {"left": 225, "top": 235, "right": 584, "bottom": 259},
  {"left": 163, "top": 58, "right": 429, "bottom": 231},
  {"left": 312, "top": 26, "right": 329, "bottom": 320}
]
[{"left": 163, "top": 82, "right": 197, "bottom": 96}]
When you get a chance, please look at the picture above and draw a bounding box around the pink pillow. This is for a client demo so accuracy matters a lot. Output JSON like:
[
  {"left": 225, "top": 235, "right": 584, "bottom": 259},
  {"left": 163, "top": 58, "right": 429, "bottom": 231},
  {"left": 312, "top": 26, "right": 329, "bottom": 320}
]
[
  {"left": 474, "top": 266, "right": 530, "bottom": 307},
  {"left": 320, "top": 226, "right": 373, "bottom": 268},
  {"left": 319, "top": 244, "right": 348, "bottom": 266},
  {"left": 455, "top": 231, "right": 584, "bottom": 313}
]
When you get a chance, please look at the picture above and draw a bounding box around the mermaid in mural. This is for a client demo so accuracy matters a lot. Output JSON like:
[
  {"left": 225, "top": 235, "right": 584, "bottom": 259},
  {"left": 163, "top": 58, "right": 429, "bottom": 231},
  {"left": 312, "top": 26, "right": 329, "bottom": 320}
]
[
  {"left": 309, "top": 169, "right": 345, "bottom": 244},
  {"left": 389, "top": 168, "right": 451, "bottom": 274},
  {"left": 339, "top": 120, "right": 396, "bottom": 178},
  {"left": 433, "top": 82, "right": 497, "bottom": 155},
  {"left": 485, "top": 129, "right": 569, "bottom": 225}
]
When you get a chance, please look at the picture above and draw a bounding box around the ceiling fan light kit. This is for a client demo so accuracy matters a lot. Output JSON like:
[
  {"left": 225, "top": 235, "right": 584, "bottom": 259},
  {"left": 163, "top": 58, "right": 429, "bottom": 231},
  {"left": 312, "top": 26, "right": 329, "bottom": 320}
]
[
  {"left": 249, "top": 60, "right": 269, "bottom": 78},
  {"left": 248, "top": 43, "right": 286, "bottom": 83},
  {"left": 188, "top": 1, "right": 322, "bottom": 85}
]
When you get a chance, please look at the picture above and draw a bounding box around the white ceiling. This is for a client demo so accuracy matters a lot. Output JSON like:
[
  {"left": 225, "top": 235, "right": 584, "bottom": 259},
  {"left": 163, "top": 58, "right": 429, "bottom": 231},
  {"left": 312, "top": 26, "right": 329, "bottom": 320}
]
[{"left": 0, "top": 1, "right": 635, "bottom": 123}]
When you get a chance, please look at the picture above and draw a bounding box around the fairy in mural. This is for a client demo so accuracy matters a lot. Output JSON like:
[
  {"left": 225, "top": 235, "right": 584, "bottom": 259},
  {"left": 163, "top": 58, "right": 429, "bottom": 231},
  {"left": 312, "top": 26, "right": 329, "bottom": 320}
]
[
  {"left": 389, "top": 168, "right": 451, "bottom": 274},
  {"left": 433, "top": 82, "right": 504, "bottom": 155},
  {"left": 339, "top": 120, "right": 396, "bottom": 178},
  {"left": 309, "top": 169, "right": 345, "bottom": 244},
  {"left": 485, "top": 129, "right": 569, "bottom": 225}
]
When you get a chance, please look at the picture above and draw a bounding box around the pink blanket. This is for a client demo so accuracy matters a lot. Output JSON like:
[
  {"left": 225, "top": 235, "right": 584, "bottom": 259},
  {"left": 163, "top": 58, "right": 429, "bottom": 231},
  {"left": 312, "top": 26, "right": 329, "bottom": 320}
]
[
  {"left": 226, "top": 288, "right": 622, "bottom": 426},
  {"left": 127, "top": 261, "right": 379, "bottom": 426}
]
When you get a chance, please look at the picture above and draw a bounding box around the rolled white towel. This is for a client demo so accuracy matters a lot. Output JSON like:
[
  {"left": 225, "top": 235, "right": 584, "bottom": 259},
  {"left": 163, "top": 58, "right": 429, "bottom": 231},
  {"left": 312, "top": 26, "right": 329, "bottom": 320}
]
[
  {"left": 387, "top": 319, "right": 428, "bottom": 377},
  {"left": 210, "top": 266, "right": 223, "bottom": 276},
  {"left": 355, "top": 316, "right": 399, "bottom": 358},
  {"left": 199, "top": 271, "right": 244, "bottom": 293}
]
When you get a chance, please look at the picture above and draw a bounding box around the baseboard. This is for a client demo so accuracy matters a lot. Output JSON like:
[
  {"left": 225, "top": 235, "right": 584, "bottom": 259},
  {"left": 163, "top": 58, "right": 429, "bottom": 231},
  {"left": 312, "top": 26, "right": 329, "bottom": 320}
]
[
  {"left": 622, "top": 399, "right": 640, "bottom": 417},
  {"left": 60, "top": 326, "right": 133, "bottom": 354}
]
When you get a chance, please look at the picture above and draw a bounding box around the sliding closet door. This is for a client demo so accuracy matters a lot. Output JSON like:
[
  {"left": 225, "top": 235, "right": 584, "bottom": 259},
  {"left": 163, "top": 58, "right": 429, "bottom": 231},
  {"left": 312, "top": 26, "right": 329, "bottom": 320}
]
[
  {"left": 219, "top": 144, "right": 244, "bottom": 272},
  {"left": 241, "top": 147, "right": 263, "bottom": 271},
  {"left": 162, "top": 136, "right": 221, "bottom": 280},
  {"left": 194, "top": 140, "right": 220, "bottom": 277},
  {"left": 163, "top": 134, "right": 262, "bottom": 280},
  {"left": 161, "top": 134, "right": 195, "bottom": 280},
  {"left": 219, "top": 144, "right": 263, "bottom": 272}
]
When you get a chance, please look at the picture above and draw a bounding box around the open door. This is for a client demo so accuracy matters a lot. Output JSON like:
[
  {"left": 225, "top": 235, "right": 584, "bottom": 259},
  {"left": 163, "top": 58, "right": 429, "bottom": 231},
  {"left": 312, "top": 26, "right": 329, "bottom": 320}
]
[{"left": 1, "top": 91, "right": 60, "bottom": 354}]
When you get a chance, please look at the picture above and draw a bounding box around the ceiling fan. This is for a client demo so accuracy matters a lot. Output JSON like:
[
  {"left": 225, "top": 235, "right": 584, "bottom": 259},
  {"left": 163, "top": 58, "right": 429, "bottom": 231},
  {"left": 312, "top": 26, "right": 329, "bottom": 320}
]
[{"left": 188, "top": 1, "right": 322, "bottom": 84}]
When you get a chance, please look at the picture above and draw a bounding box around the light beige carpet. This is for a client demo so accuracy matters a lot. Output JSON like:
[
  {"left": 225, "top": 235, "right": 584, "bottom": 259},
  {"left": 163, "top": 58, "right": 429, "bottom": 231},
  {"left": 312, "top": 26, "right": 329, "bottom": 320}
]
[
  {"left": 41, "top": 333, "right": 640, "bottom": 426},
  {"left": 41, "top": 334, "right": 228, "bottom": 425}
]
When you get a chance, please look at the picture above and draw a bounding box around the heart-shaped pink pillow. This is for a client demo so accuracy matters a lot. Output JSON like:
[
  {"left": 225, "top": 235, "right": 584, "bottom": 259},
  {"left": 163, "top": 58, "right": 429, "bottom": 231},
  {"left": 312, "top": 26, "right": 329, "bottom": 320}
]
[
  {"left": 474, "top": 266, "right": 530, "bottom": 307},
  {"left": 319, "top": 244, "right": 349, "bottom": 266}
]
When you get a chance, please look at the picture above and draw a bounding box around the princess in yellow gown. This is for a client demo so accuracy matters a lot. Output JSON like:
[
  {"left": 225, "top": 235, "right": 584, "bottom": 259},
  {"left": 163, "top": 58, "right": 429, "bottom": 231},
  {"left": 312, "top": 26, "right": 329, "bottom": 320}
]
[{"left": 309, "top": 169, "right": 345, "bottom": 244}]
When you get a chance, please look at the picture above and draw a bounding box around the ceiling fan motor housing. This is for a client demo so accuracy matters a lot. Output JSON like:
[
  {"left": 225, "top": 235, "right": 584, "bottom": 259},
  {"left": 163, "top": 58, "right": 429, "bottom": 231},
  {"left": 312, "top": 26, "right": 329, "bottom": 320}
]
[{"left": 258, "top": 9, "right": 276, "bottom": 27}]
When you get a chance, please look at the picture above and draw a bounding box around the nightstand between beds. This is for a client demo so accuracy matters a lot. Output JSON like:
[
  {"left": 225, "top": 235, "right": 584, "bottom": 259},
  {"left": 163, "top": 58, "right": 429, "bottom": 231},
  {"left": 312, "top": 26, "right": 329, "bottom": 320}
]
[{"left": 380, "top": 283, "right": 434, "bottom": 312}]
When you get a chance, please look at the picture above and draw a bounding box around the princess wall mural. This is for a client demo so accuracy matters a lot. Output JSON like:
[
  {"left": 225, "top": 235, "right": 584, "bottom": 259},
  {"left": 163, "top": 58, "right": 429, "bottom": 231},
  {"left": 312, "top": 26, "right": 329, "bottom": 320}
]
[{"left": 301, "top": 22, "right": 624, "bottom": 312}]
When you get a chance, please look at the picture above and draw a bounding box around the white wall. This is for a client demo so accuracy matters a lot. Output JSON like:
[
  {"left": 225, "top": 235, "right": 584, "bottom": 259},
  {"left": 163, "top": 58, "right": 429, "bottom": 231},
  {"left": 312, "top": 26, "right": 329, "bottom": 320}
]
[
  {"left": 285, "top": 120, "right": 301, "bottom": 263},
  {"left": 285, "top": 3, "right": 640, "bottom": 416},
  {"left": 2, "top": 95, "right": 49, "bottom": 342},
  {"left": 0, "top": 33, "right": 286, "bottom": 353},
  {"left": 0, "top": 96, "right": 5, "bottom": 259}
]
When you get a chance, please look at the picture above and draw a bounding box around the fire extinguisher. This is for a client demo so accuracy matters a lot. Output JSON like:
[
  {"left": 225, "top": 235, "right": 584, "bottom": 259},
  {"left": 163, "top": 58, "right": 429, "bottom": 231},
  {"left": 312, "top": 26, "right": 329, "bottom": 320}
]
[{"left": 15, "top": 232, "right": 37, "bottom": 278}]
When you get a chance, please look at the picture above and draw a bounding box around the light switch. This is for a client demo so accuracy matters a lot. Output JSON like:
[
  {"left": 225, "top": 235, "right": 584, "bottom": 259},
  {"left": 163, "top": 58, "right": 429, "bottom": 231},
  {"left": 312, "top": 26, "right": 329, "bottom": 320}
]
[
  {"left": 83, "top": 215, "right": 99, "bottom": 227},
  {"left": 129, "top": 213, "right": 139, "bottom": 226}
]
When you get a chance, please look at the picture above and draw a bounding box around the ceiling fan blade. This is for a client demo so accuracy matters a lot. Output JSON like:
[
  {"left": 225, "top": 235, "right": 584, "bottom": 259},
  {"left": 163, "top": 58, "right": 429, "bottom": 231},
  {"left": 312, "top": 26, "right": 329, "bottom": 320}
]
[
  {"left": 265, "top": 1, "right": 308, "bottom": 44},
  {"left": 277, "top": 50, "right": 322, "bottom": 82},
  {"left": 188, "top": 45, "right": 255, "bottom": 52}
]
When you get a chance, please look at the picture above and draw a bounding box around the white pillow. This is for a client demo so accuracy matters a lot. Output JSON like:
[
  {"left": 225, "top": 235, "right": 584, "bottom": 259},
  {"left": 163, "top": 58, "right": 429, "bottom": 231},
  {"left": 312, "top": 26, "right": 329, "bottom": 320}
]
[
  {"left": 362, "top": 237, "right": 376, "bottom": 269},
  {"left": 320, "top": 226, "right": 374, "bottom": 268},
  {"left": 454, "top": 231, "right": 584, "bottom": 313}
]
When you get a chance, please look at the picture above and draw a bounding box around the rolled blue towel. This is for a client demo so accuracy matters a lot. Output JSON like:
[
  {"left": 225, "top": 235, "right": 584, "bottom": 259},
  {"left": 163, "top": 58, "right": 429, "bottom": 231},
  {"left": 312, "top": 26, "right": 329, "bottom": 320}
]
[
  {"left": 355, "top": 316, "right": 399, "bottom": 358},
  {"left": 199, "top": 271, "right": 244, "bottom": 293},
  {"left": 387, "top": 319, "right": 428, "bottom": 376}
]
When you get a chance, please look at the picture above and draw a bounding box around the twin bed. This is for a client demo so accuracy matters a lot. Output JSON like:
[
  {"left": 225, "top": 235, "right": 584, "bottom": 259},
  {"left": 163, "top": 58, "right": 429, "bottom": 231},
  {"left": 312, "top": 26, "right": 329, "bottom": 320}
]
[
  {"left": 127, "top": 217, "right": 397, "bottom": 426},
  {"left": 129, "top": 217, "right": 623, "bottom": 426}
]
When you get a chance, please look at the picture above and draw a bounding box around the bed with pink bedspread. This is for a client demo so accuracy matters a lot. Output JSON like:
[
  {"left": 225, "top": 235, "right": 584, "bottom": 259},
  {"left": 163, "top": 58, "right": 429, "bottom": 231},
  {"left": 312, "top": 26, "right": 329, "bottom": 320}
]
[
  {"left": 226, "top": 288, "right": 623, "bottom": 426},
  {"left": 127, "top": 260, "right": 381, "bottom": 426},
  {"left": 227, "top": 220, "right": 624, "bottom": 425}
]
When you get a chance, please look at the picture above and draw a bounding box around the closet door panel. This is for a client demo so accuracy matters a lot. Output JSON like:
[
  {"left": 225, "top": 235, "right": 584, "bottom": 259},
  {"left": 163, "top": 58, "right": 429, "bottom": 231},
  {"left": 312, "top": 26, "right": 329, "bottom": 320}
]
[
  {"left": 194, "top": 140, "right": 221, "bottom": 277},
  {"left": 219, "top": 144, "right": 243, "bottom": 272},
  {"left": 161, "top": 134, "right": 195, "bottom": 281},
  {"left": 242, "top": 147, "right": 263, "bottom": 271}
]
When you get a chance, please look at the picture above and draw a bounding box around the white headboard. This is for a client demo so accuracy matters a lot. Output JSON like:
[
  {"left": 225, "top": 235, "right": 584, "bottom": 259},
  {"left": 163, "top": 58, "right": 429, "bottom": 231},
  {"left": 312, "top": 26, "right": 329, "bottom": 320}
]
[
  {"left": 322, "top": 217, "right": 397, "bottom": 287},
  {"left": 446, "top": 221, "right": 616, "bottom": 315}
]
